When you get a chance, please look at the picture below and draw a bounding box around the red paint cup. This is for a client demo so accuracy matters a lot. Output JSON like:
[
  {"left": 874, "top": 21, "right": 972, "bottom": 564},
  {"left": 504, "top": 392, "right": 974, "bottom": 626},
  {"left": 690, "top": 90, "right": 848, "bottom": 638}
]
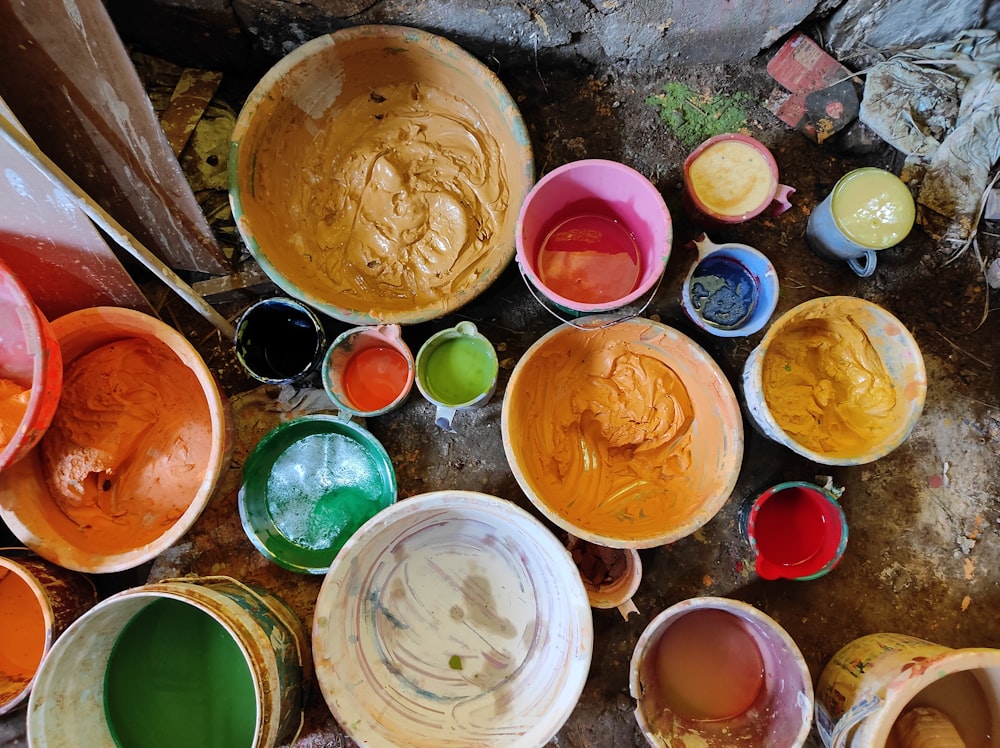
[
  {"left": 742, "top": 480, "right": 848, "bottom": 581},
  {"left": 322, "top": 324, "right": 414, "bottom": 417}
]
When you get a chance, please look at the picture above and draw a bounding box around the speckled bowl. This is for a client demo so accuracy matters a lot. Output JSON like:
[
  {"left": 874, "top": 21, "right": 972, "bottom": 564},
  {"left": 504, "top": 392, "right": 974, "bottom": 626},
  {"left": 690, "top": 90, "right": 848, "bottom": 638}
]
[{"left": 312, "top": 490, "right": 593, "bottom": 746}]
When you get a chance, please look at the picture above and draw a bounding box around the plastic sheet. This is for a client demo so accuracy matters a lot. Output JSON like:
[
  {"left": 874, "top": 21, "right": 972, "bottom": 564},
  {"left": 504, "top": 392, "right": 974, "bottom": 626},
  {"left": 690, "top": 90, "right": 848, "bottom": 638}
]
[{"left": 859, "top": 29, "right": 1000, "bottom": 244}]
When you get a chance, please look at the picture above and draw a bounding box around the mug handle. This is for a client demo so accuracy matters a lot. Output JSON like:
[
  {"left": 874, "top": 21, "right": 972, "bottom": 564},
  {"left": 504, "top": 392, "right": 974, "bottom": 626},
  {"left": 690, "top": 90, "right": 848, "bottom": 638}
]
[
  {"left": 768, "top": 183, "right": 795, "bottom": 216},
  {"left": 435, "top": 405, "right": 458, "bottom": 433},
  {"left": 847, "top": 250, "right": 877, "bottom": 278}
]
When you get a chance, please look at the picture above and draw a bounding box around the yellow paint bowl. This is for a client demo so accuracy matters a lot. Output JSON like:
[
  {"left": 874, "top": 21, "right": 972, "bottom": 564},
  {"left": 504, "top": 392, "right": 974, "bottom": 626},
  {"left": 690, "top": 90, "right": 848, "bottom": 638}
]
[
  {"left": 741, "top": 296, "right": 926, "bottom": 465},
  {"left": 501, "top": 317, "right": 744, "bottom": 549},
  {"left": 0, "top": 308, "right": 231, "bottom": 573},
  {"left": 230, "top": 25, "right": 534, "bottom": 325}
]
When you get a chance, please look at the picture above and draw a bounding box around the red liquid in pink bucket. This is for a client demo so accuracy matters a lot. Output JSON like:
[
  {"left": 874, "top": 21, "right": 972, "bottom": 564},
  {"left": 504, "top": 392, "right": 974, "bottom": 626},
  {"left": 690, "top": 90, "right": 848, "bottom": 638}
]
[
  {"left": 516, "top": 159, "right": 671, "bottom": 317},
  {"left": 537, "top": 214, "right": 641, "bottom": 305}
]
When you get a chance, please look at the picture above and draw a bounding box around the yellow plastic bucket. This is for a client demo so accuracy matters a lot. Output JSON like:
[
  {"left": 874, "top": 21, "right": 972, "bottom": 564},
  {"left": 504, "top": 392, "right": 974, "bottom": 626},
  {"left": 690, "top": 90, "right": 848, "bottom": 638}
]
[{"left": 815, "top": 632, "right": 1000, "bottom": 747}]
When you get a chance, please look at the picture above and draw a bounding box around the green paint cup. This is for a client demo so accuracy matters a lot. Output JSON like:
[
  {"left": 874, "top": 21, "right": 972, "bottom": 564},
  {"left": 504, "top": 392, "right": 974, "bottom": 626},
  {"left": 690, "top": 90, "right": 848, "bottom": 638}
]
[{"left": 415, "top": 322, "right": 499, "bottom": 433}]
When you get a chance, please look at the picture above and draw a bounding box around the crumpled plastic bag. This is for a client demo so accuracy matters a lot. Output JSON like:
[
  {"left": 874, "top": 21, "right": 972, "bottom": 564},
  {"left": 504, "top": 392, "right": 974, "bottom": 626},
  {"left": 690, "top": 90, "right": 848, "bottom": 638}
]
[{"left": 859, "top": 29, "right": 1000, "bottom": 246}]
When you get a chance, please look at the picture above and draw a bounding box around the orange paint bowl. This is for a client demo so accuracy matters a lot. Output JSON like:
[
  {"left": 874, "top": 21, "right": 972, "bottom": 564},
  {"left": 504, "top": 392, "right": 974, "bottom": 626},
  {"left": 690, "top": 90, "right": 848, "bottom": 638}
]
[
  {"left": 0, "top": 548, "right": 97, "bottom": 715},
  {"left": 0, "top": 308, "right": 232, "bottom": 573},
  {"left": 741, "top": 296, "right": 926, "bottom": 465},
  {"left": 0, "top": 258, "right": 62, "bottom": 471},
  {"left": 230, "top": 25, "right": 534, "bottom": 325},
  {"left": 501, "top": 316, "right": 744, "bottom": 549}
]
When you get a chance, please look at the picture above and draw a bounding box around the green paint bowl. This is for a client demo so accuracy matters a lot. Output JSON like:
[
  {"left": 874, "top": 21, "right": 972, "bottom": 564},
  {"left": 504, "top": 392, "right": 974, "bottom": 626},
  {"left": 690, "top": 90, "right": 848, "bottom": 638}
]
[{"left": 239, "top": 415, "right": 397, "bottom": 574}]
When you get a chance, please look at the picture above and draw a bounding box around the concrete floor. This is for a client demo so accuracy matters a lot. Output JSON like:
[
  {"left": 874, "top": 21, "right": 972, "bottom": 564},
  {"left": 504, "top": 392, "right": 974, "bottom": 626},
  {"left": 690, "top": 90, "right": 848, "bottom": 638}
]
[{"left": 3, "top": 41, "right": 1000, "bottom": 748}]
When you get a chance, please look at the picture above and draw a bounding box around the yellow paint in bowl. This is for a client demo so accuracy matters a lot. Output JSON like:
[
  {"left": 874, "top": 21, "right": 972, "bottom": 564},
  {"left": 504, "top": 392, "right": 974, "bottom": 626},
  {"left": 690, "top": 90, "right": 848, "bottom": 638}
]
[
  {"left": 501, "top": 317, "right": 743, "bottom": 548},
  {"left": 688, "top": 139, "right": 773, "bottom": 217},
  {"left": 830, "top": 167, "right": 915, "bottom": 249},
  {"left": 742, "top": 296, "right": 926, "bottom": 465}
]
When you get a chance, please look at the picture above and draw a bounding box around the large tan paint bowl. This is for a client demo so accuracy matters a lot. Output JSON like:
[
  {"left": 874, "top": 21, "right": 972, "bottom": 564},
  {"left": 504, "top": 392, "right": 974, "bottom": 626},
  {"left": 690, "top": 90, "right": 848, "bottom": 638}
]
[{"left": 229, "top": 25, "right": 534, "bottom": 325}]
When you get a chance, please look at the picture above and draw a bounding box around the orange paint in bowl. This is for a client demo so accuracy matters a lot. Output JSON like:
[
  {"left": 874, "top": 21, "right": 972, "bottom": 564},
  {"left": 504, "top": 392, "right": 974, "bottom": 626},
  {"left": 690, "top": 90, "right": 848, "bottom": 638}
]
[
  {"left": 0, "top": 568, "right": 46, "bottom": 706},
  {"left": 0, "top": 308, "right": 231, "bottom": 574},
  {"left": 501, "top": 316, "right": 743, "bottom": 548},
  {"left": 343, "top": 346, "right": 411, "bottom": 413},
  {"left": 0, "top": 551, "right": 98, "bottom": 715}
]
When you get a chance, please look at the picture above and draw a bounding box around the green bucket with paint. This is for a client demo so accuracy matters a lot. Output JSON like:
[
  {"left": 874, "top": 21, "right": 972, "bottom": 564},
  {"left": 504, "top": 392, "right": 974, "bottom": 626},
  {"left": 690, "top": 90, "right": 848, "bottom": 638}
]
[
  {"left": 239, "top": 415, "right": 398, "bottom": 574},
  {"left": 26, "top": 577, "right": 307, "bottom": 748}
]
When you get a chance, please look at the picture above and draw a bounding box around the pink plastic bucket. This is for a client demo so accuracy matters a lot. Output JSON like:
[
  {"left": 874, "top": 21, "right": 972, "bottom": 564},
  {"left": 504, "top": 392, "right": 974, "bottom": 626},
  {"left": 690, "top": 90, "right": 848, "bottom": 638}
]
[{"left": 516, "top": 159, "right": 671, "bottom": 316}]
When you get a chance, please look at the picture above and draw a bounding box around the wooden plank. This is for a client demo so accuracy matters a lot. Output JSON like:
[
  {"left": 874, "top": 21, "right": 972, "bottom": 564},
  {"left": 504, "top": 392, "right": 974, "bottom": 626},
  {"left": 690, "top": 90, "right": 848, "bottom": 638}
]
[
  {"left": 160, "top": 69, "right": 224, "bottom": 158},
  {"left": 0, "top": 106, "right": 236, "bottom": 339},
  {"left": 0, "top": 0, "right": 230, "bottom": 275},
  {"left": 0, "top": 99, "right": 152, "bottom": 320}
]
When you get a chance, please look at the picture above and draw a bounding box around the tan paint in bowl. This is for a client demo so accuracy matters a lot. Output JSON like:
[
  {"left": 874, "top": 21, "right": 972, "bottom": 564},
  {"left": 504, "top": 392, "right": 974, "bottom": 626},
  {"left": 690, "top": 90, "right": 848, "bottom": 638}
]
[{"left": 230, "top": 25, "right": 534, "bottom": 325}]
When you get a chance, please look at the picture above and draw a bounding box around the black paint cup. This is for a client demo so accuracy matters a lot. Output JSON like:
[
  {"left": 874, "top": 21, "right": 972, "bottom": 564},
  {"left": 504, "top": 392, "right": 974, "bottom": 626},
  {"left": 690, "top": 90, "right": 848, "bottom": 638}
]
[{"left": 234, "top": 297, "right": 327, "bottom": 384}]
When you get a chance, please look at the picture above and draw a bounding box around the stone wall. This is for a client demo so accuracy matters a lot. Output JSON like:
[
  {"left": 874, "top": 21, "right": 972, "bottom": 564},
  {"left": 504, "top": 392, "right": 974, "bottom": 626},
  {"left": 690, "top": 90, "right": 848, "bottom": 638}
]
[{"left": 108, "top": 0, "right": 991, "bottom": 73}]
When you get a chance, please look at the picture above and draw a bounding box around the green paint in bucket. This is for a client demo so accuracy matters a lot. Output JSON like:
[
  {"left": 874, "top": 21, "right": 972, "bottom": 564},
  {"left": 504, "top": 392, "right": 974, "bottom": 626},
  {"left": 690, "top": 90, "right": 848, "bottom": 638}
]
[
  {"left": 239, "top": 415, "right": 398, "bottom": 574},
  {"left": 422, "top": 336, "right": 495, "bottom": 405},
  {"left": 103, "top": 598, "right": 257, "bottom": 748}
]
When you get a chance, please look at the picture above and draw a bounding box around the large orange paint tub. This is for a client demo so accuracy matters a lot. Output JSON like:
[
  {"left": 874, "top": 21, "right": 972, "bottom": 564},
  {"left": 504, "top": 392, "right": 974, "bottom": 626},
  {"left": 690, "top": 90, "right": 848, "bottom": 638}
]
[
  {"left": 0, "top": 308, "right": 231, "bottom": 573},
  {"left": 501, "top": 316, "right": 744, "bottom": 549}
]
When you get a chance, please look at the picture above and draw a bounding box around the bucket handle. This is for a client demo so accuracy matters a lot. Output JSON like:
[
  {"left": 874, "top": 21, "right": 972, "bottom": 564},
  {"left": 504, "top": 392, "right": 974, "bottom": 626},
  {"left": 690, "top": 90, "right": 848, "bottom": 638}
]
[{"left": 519, "top": 264, "right": 665, "bottom": 330}]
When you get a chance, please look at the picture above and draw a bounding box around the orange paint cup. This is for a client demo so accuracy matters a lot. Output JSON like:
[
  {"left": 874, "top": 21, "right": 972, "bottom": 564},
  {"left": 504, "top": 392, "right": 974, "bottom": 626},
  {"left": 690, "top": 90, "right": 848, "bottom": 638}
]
[
  {"left": 0, "top": 548, "right": 97, "bottom": 714},
  {"left": 322, "top": 324, "right": 415, "bottom": 417}
]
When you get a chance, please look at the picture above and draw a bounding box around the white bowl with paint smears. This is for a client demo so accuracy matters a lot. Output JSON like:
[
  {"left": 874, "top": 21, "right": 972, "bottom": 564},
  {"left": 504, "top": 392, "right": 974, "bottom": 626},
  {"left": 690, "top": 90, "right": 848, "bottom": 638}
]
[
  {"left": 741, "top": 296, "right": 926, "bottom": 465},
  {"left": 230, "top": 25, "right": 534, "bottom": 325},
  {"left": 502, "top": 316, "right": 744, "bottom": 549},
  {"left": 312, "top": 490, "right": 593, "bottom": 747},
  {"left": 0, "top": 307, "right": 231, "bottom": 573}
]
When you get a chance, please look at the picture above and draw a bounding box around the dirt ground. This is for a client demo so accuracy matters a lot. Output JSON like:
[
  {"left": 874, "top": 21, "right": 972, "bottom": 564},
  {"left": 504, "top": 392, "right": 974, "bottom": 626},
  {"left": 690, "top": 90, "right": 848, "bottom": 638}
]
[{"left": 2, "top": 36, "right": 999, "bottom": 748}]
